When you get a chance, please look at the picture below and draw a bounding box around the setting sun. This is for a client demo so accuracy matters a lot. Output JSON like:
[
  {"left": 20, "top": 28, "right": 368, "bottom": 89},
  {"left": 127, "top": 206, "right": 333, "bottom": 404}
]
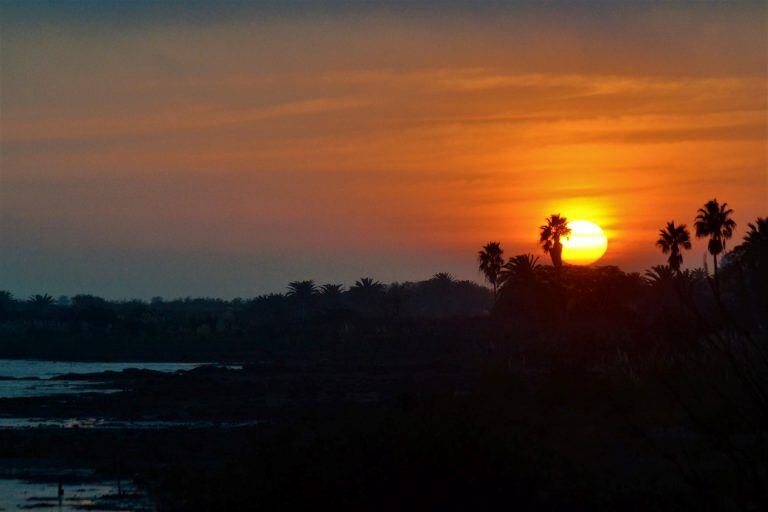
[{"left": 561, "top": 220, "right": 608, "bottom": 265}]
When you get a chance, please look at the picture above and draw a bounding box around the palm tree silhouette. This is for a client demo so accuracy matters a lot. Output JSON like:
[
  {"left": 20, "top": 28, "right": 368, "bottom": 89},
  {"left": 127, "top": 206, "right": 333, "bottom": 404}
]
[
  {"left": 742, "top": 217, "right": 767, "bottom": 249},
  {"left": 349, "top": 278, "right": 385, "bottom": 315},
  {"left": 319, "top": 283, "right": 345, "bottom": 297},
  {"left": 477, "top": 242, "right": 504, "bottom": 299},
  {"left": 539, "top": 214, "right": 571, "bottom": 269},
  {"left": 643, "top": 265, "right": 675, "bottom": 287},
  {"left": 28, "top": 294, "right": 55, "bottom": 315},
  {"left": 286, "top": 280, "right": 317, "bottom": 301},
  {"left": 733, "top": 217, "right": 767, "bottom": 269},
  {"left": 428, "top": 273, "right": 456, "bottom": 298},
  {"left": 350, "top": 278, "right": 385, "bottom": 303},
  {"left": 431, "top": 272, "right": 455, "bottom": 285},
  {"left": 500, "top": 254, "right": 540, "bottom": 288},
  {"left": 28, "top": 293, "right": 54, "bottom": 306},
  {"left": 351, "top": 277, "right": 384, "bottom": 294},
  {"left": 655, "top": 221, "right": 691, "bottom": 274},
  {"left": 318, "top": 284, "right": 345, "bottom": 310},
  {"left": 694, "top": 199, "right": 736, "bottom": 287},
  {"left": 684, "top": 267, "right": 709, "bottom": 284}
]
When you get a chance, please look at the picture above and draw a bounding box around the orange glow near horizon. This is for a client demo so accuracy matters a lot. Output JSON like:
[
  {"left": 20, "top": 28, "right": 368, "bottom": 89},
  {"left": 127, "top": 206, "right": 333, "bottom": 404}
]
[{"left": 0, "top": 3, "right": 766, "bottom": 297}]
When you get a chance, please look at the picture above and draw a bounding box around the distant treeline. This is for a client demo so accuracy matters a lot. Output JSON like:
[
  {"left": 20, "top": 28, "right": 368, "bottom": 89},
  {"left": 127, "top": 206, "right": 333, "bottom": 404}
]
[
  {"left": 0, "top": 213, "right": 764, "bottom": 362},
  {"left": 0, "top": 274, "right": 492, "bottom": 360}
]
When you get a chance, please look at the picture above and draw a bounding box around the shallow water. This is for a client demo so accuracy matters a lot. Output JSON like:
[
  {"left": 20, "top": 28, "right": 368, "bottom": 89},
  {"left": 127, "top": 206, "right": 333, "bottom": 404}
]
[
  {"left": 0, "top": 417, "right": 259, "bottom": 430},
  {"left": 0, "top": 359, "right": 206, "bottom": 399},
  {"left": 0, "top": 477, "right": 155, "bottom": 511},
  {"left": 0, "top": 379, "right": 118, "bottom": 398},
  {"left": 0, "top": 359, "right": 250, "bottom": 430},
  {"left": 0, "top": 359, "right": 202, "bottom": 379}
]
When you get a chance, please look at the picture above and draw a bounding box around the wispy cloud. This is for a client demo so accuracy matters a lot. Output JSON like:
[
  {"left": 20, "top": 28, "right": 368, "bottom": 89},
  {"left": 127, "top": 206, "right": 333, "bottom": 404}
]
[{"left": 0, "top": 3, "right": 765, "bottom": 297}]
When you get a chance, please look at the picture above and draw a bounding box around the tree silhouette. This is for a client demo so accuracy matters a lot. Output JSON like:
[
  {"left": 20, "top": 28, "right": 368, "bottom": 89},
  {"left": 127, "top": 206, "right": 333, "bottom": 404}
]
[
  {"left": 286, "top": 280, "right": 318, "bottom": 301},
  {"left": 385, "top": 282, "right": 411, "bottom": 319},
  {"left": 28, "top": 293, "right": 54, "bottom": 306},
  {"left": 349, "top": 278, "right": 385, "bottom": 316},
  {"left": 319, "top": 283, "right": 345, "bottom": 296},
  {"left": 71, "top": 294, "right": 108, "bottom": 309},
  {"left": 430, "top": 272, "right": 455, "bottom": 285},
  {"left": 27, "top": 294, "right": 55, "bottom": 316},
  {"left": 499, "top": 254, "right": 540, "bottom": 288},
  {"left": 0, "top": 290, "right": 13, "bottom": 306},
  {"left": 0, "top": 291, "right": 15, "bottom": 316},
  {"left": 286, "top": 281, "right": 317, "bottom": 322},
  {"left": 655, "top": 221, "right": 691, "bottom": 274},
  {"left": 477, "top": 242, "right": 504, "bottom": 299},
  {"left": 682, "top": 267, "right": 708, "bottom": 284},
  {"left": 539, "top": 214, "right": 571, "bottom": 269},
  {"left": 319, "top": 284, "right": 345, "bottom": 310},
  {"left": 694, "top": 199, "right": 736, "bottom": 288},
  {"left": 351, "top": 277, "right": 384, "bottom": 295},
  {"left": 733, "top": 217, "right": 767, "bottom": 274},
  {"left": 643, "top": 265, "right": 675, "bottom": 287},
  {"left": 741, "top": 217, "right": 767, "bottom": 251}
]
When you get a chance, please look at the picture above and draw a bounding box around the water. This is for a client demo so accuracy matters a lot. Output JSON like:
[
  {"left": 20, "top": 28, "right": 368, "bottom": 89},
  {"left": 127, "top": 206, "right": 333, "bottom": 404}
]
[
  {"left": 0, "top": 359, "right": 202, "bottom": 380},
  {"left": 0, "top": 359, "right": 251, "bottom": 430},
  {"left": 0, "top": 477, "right": 154, "bottom": 511},
  {"left": 0, "top": 359, "right": 205, "bottom": 399},
  {"left": 0, "top": 417, "right": 259, "bottom": 429}
]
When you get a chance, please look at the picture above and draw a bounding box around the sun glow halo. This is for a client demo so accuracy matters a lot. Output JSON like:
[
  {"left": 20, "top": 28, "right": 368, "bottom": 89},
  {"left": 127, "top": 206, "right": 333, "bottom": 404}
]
[{"left": 561, "top": 220, "right": 608, "bottom": 265}]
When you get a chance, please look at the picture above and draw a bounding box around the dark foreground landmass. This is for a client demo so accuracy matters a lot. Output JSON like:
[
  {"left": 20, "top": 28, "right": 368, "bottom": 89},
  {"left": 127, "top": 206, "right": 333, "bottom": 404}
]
[
  {"left": 1, "top": 331, "right": 766, "bottom": 511},
  {"left": 1, "top": 247, "right": 766, "bottom": 510}
]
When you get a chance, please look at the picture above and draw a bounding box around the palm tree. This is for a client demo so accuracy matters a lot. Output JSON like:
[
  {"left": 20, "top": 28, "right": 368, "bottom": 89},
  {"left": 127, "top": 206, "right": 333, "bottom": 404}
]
[
  {"left": 733, "top": 217, "right": 767, "bottom": 270},
  {"left": 741, "top": 217, "right": 767, "bottom": 249},
  {"left": 431, "top": 272, "right": 455, "bottom": 285},
  {"left": 655, "top": 221, "right": 692, "bottom": 274},
  {"left": 286, "top": 280, "right": 317, "bottom": 321},
  {"left": 28, "top": 294, "right": 55, "bottom": 315},
  {"left": 28, "top": 293, "right": 54, "bottom": 306},
  {"left": 286, "top": 280, "right": 317, "bottom": 301},
  {"left": 319, "top": 283, "right": 345, "bottom": 297},
  {"left": 349, "top": 277, "right": 385, "bottom": 315},
  {"left": 351, "top": 277, "right": 385, "bottom": 295},
  {"left": 694, "top": 199, "right": 736, "bottom": 287},
  {"left": 539, "top": 214, "right": 571, "bottom": 269},
  {"left": 318, "top": 283, "right": 345, "bottom": 310},
  {"left": 477, "top": 242, "right": 504, "bottom": 299},
  {"left": 427, "top": 273, "right": 456, "bottom": 302},
  {"left": 499, "top": 254, "right": 540, "bottom": 288},
  {"left": 644, "top": 265, "right": 675, "bottom": 287},
  {"left": 685, "top": 267, "right": 709, "bottom": 283}
]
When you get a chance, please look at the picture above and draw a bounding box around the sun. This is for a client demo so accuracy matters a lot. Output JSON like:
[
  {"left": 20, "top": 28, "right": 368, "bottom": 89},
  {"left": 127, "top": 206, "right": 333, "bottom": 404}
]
[{"left": 561, "top": 220, "right": 608, "bottom": 265}]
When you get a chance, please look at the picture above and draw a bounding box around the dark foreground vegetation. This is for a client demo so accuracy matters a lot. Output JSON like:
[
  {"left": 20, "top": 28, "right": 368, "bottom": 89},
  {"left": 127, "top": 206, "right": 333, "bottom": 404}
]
[
  {"left": 0, "top": 210, "right": 765, "bottom": 510},
  {"left": 0, "top": 274, "right": 491, "bottom": 361}
]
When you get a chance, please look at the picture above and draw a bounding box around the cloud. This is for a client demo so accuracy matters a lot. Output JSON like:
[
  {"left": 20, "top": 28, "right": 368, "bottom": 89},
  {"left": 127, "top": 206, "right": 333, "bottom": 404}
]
[{"left": 0, "top": 3, "right": 766, "bottom": 297}]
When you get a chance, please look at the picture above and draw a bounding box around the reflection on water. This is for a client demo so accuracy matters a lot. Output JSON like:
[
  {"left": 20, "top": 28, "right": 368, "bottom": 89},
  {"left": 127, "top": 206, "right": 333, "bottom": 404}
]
[
  {"left": 0, "top": 359, "right": 208, "bottom": 399},
  {"left": 0, "top": 359, "right": 249, "bottom": 430},
  {"left": 0, "top": 359, "right": 203, "bottom": 379},
  {"left": 0, "top": 379, "right": 118, "bottom": 398},
  {"left": 0, "top": 417, "right": 259, "bottom": 429},
  {"left": 0, "top": 477, "right": 155, "bottom": 511}
]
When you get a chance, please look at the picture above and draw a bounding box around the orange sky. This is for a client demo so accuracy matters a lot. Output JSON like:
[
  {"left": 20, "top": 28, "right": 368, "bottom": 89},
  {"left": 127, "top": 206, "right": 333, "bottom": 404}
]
[{"left": 1, "top": 2, "right": 766, "bottom": 298}]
